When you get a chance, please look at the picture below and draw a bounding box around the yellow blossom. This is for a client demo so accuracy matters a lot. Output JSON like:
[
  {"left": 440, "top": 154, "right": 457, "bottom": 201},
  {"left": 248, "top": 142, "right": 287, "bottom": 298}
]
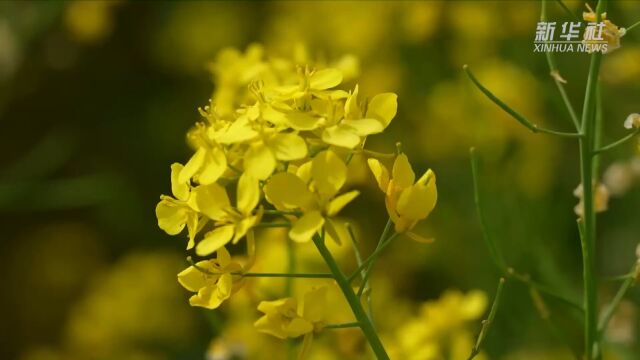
[
  {"left": 368, "top": 153, "right": 437, "bottom": 237},
  {"left": 254, "top": 286, "right": 327, "bottom": 339},
  {"left": 155, "top": 163, "right": 203, "bottom": 249},
  {"left": 389, "top": 290, "right": 488, "bottom": 360},
  {"left": 264, "top": 150, "right": 359, "bottom": 243},
  {"left": 583, "top": 4, "right": 625, "bottom": 54},
  {"left": 321, "top": 85, "right": 398, "bottom": 148},
  {"left": 177, "top": 247, "right": 244, "bottom": 309},
  {"left": 180, "top": 122, "right": 228, "bottom": 185},
  {"left": 195, "top": 173, "right": 263, "bottom": 256}
]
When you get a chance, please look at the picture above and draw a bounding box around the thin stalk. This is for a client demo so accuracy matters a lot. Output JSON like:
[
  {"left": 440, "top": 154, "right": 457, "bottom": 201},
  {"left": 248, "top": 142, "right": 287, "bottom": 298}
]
[
  {"left": 598, "top": 262, "right": 638, "bottom": 336},
  {"left": 468, "top": 278, "right": 506, "bottom": 360},
  {"left": 324, "top": 322, "right": 361, "bottom": 330},
  {"left": 357, "top": 233, "right": 399, "bottom": 298},
  {"left": 541, "top": 0, "right": 580, "bottom": 130},
  {"left": 463, "top": 65, "right": 583, "bottom": 138},
  {"left": 627, "top": 19, "right": 640, "bottom": 33},
  {"left": 593, "top": 128, "right": 640, "bottom": 155},
  {"left": 470, "top": 148, "right": 507, "bottom": 272},
  {"left": 348, "top": 219, "right": 393, "bottom": 282},
  {"left": 312, "top": 233, "right": 390, "bottom": 359},
  {"left": 578, "top": 1, "right": 606, "bottom": 355}
]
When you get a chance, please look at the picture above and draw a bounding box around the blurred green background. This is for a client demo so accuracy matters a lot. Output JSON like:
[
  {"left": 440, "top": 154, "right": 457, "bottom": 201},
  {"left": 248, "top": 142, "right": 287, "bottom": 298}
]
[{"left": 1, "top": 1, "right": 640, "bottom": 359}]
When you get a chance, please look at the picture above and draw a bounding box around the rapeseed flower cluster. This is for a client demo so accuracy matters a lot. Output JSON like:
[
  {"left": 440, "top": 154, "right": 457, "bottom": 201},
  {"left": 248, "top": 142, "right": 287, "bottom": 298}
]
[{"left": 155, "top": 44, "right": 438, "bottom": 356}]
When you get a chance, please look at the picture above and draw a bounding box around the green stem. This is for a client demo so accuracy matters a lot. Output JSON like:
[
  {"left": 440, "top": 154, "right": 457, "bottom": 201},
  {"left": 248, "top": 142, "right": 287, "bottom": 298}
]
[
  {"left": 357, "top": 234, "right": 399, "bottom": 298},
  {"left": 598, "top": 262, "right": 638, "bottom": 336},
  {"left": 542, "top": 0, "right": 581, "bottom": 131},
  {"left": 578, "top": 1, "right": 606, "bottom": 354},
  {"left": 470, "top": 148, "right": 507, "bottom": 272},
  {"left": 463, "top": 65, "right": 583, "bottom": 138},
  {"left": 468, "top": 278, "right": 506, "bottom": 360},
  {"left": 592, "top": 128, "right": 640, "bottom": 155},
  {"left": 324, "top": 322, "right": 361, "bottom": 330},
  {"left": 626, "top": 19, "right": 640, "bottom": 33},
  {"left": 312, "top": 233, "right": 390, "bottom": 359}
]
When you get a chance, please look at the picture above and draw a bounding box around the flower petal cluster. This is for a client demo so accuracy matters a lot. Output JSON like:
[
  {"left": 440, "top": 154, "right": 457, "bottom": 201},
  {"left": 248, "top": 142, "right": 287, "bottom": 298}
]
[
  {"left": 368, "top": 153, "right": 438, "bottom": 236},
  {"left": 177, "top": 247, "right": 244, "bottom": 309},
  {"left": 254, "top": 286, "right": 327, "bottom": 339}
]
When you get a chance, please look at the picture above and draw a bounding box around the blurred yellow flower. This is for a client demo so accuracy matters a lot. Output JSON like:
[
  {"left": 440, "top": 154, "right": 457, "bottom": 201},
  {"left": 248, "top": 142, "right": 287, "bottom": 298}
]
[
  {"left": 254, "top": 286, "right": 327, "bottom": 339},
  {"left": 178, "top": 247, "right": 244, "bottom": 309},
  {"left": 368, "top": 153, "right": 437, "bottom": 237},
  {"left": 389, "top": 289, "right": 488, "bottom": 360}
]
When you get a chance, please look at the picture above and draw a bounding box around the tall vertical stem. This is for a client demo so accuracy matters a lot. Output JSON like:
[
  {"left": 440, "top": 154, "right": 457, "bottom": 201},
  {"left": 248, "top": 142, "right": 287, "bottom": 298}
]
[
  {"left": 312, "top": 234, "right": 390, "bottom": 359},
  {"left": 579, "top": 1, "right": 606, "bottom": 357}
]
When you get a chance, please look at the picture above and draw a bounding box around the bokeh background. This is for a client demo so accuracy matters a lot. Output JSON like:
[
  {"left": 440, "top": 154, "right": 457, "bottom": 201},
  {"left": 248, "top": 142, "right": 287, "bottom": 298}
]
[{"left": 1, "top": 1, "right": 640, "bottom": 359}]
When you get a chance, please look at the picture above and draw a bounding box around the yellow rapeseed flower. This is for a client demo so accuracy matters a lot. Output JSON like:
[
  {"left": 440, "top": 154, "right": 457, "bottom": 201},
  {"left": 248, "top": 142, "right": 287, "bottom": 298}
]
[
  {"left": 368, "top": 153, "right": 437, "bottom": 238},
  {"left": 178, "top": 247, "right": 244, "bottom": 309},
  {"left": 264, "top": 150, "right": 359, "bottom": 243},
  {"left": 195, "top": 173, "right": 263, "bottom": 256},
  {"left": 155, "top": 163, "right": 202, "bottom": 249},
  {"left": 254, "top": 286, "right": 327, "bottom": 339}
]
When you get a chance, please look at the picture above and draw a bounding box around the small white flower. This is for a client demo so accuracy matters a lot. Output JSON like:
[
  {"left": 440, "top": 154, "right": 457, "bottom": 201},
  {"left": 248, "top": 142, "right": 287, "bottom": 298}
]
[{"left": 623, "top": 113, "right": 640, "bottom": 129}]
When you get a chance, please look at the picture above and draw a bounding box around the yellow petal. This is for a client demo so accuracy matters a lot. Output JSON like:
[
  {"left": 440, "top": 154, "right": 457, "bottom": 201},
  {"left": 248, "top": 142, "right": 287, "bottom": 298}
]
[
  {"left": 366, "top": 93, "right": 397, "bottom": 127},
  {"left": 170, "top": 163, "right": 190, "bottom": 201},
  {"left": 177, "top": 263, "right": 209, "bottom": 292},
  {"left": 312, "top": 150, "right": 347, "bottom": 196},
  {"left": 324, "top": 218, "right": 342, "bottom": 245},
  {"left": 285, "top": 112, "right": 323, "bottom": 131},
  {"left": 285, "top": 318, "right": 314, "bottom": 338},
  {"left": 254, "top": 315, "right": 287, "bottom": 339},
  {"left": 193, "top": 183, "right": 230, "bottom": 220},
  {"left": 341, "top": 119, "right": 384, "bottom": 136},
  {"left": 310, "top": 68, "right": 342, "bottom": 90},
  {"left": 215, "top": 272, "right": 233, "bottom": 299},
  {"left": 321, "top": 124, "right": 361, "bottom": 149},
  {"left": 198, "top": 147, "right": 227, "bottom": 185},
  {"left": 326, "top": 190, "right": 360, "bottom": 216},
  {"left": 190, "top": 286, "right": 224, "bottom": 309},
  {"left": 367, "top": 158, "right": 390, "bottom": 193},
  {"left": 244, "top": 142, "right": 276, "bottom": 180},
  {"left": 264, "top": 172, "right": 313, "bottom": 209},
  {"left": 196, "top": 225, "right": 235, "bottom": 256},
  {"left": 217, "top": 116, "right": 258, "bottom": 144},
  {"left": 156, "top": 200, "right": 188, "bottom": 235},
  {"left": 216, "top": 246, "right": 231, "bottom": 267},
  {"left": 396, "top": 183, "right": 437, "bottom": 221},
  {"left": 344, "top": 85, "right": 362, "bottom": 119},
  {"left": 179, "top": 147, "right": 206, "bottom": 183},
  {"left": 268, "top": 133, "right": 308, "bottom": 161},
  {"left": 392, "top": 154, "right": 415, "bottom": 189},
  {"left": 289, "top": 211, "right": 325, "bottom": 243},
  {"left": 236, "top": 173, "right": 259, "bottom": 215}
]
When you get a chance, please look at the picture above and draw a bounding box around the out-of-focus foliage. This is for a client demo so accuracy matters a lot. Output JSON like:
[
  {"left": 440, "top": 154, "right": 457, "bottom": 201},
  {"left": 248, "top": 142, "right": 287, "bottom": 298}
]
[{"left": 2, "top": 1, "right": 640, "bottom": 359}]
